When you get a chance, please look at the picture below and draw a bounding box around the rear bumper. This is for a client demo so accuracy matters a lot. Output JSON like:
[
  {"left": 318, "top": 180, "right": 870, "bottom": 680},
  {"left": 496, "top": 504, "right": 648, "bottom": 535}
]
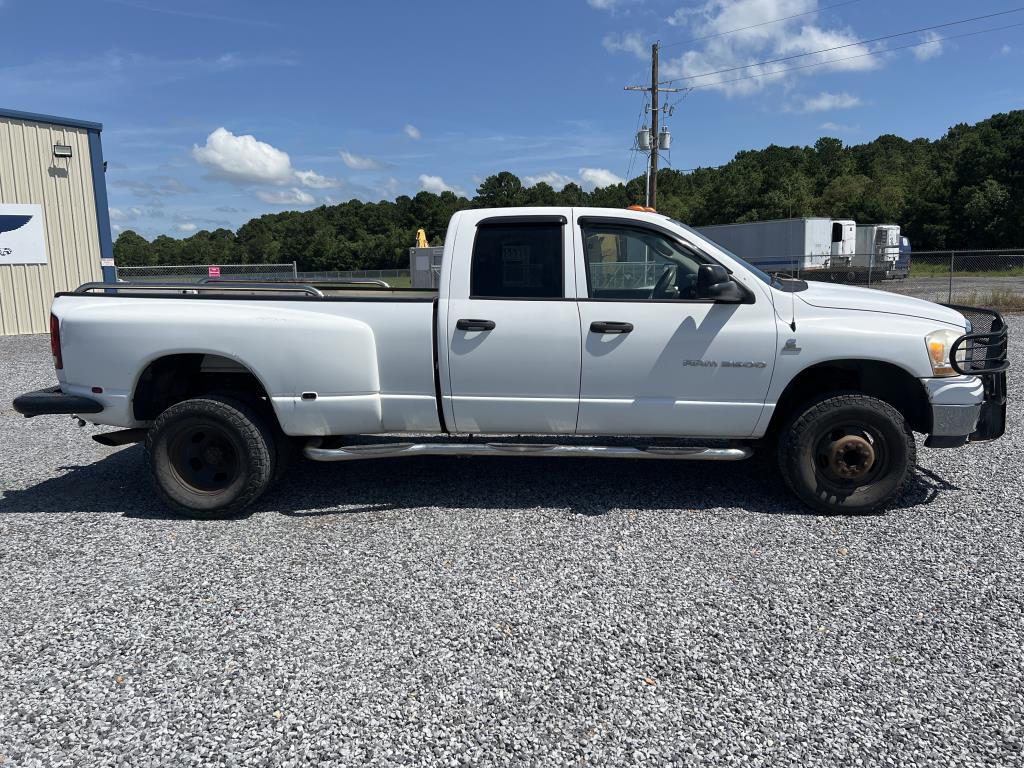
[{"left": 12, "top": 386, "right": 104, "bottom": 418}]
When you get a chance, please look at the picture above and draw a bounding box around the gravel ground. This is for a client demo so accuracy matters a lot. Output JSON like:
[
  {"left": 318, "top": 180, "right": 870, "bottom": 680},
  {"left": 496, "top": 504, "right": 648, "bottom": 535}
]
[{"left": 1, "top": 322, "right": 1022, "bottom": 767}]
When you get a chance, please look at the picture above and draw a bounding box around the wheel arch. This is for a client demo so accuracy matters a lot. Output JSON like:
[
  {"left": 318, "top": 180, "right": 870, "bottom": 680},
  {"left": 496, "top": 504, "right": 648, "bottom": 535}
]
[
  {"left": 132, "top": 351, "right": 280, "bottom": 427},
  {"left": 766, "top": 358, "right": 931, "bottom": 437}
]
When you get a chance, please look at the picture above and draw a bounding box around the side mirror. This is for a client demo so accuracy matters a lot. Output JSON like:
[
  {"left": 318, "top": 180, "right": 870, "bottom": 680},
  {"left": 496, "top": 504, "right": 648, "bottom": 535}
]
[{"left": 696, "top": 263, "right": 744, "bottom": 303}]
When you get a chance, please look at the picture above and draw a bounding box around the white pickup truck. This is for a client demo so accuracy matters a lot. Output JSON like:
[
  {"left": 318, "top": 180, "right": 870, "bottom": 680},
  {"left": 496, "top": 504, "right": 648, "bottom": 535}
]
[{"left": 14, "top": 207, "right": 1008, "bottom": 517}]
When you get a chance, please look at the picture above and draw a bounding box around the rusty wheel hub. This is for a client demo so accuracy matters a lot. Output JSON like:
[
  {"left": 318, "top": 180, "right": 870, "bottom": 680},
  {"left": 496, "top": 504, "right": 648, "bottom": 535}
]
[{"left": 828, "top": 435, "right": 875, "bottom": 480}]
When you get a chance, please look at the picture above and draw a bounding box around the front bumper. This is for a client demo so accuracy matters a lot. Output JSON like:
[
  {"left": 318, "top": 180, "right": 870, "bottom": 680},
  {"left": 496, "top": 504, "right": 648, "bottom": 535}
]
[
  {"left": 923, "top": 377, "right": 984, "bottom": 448},
  {"left": 924, "top": 305, "right": 1009, "bottom": 448},
  {"left": 12, "top": 385, "right": 104, "bottom": 418},
  {"left": 923, "top": 373, "right": 1006, "bottom": 448}
]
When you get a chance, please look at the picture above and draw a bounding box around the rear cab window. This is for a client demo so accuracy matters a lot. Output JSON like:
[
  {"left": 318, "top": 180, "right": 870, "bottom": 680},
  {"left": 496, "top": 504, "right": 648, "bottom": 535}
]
[{"left": 470, "top": 223, "right": 564, "bottom": 299}]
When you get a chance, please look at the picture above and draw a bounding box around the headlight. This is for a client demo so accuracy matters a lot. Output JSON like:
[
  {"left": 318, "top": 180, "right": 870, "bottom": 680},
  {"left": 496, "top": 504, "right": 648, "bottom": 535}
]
[{"left": 925, "top": 328, "right": 964, "bottom": 377}]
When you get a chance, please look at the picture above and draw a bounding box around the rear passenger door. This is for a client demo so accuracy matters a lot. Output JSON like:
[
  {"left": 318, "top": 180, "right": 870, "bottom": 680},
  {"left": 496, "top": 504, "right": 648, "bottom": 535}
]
[{"left": 444, "top": 214, "right": 582, "bottom": 434}]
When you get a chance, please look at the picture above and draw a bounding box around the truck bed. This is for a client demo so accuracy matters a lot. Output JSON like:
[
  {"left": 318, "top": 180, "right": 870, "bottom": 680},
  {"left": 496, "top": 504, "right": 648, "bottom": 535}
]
[{"left": 51, "top": 283, "right": 442, "bottom": 436}]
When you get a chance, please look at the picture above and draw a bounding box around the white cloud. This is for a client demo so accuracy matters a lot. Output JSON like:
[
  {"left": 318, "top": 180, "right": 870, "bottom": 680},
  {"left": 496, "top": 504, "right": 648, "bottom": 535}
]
[
  {"left": 193, "top": 127, "right": 338, "bottom": 188},
  {"left": 379, "top": 177, "right": 402, "bottom": 197},
  {"left": 913, "top": 31, "right": 943, "bottom": 61},
  {"left": 1000, "top": 44, "right": 1012, "bottom": 56},
  {"left": 419, "top": 174, "right": 464, "bottom": 195},
  {"left": 819, "top": 121, "right": 857, "bottom": 133},
  {"left": 340, "top": 151, "right": 381, "bottom": 170},
  {"left": 193, "top": 127, "right": 292, "bottom": 184},
  {"left": 256, "top": 188, "right": 316, "bottom": 206},
  {"left": 108, "top": 206, "right": 144, "bottom": 222},
  {"left": 658, "top": 0, "right": 880, "bottom": 96},
  {"left": 175, "top": 222, "right": 197, "bottom": 233},
  {"left": 588, "top": 0, "right": 620, "bottom": 9},
  {"left": 603, "top": 32, "right": 648, "bottom": 60},
  {"left": 294, "top": 169, "right": 340, "bottom": 189},
  {"left": 523, "top": 171, "right": 577, "bottom": 191},
  {"left": 579, "top": 168, "right": 625, "bottom": 190},
  {"left": 798, "top": 90, "right": 861, "bottom": 112},
  {"left": 404, "top": 124, "right": 422, "bottom": 140},
  {"left": 666, "top": 5, "right": 703, "bottom": 26}
]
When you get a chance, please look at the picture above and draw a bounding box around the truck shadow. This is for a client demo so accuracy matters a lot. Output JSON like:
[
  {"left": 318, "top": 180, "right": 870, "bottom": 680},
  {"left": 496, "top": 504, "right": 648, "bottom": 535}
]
[{"left": 0, "top": 444, "right": 957, "bottom": 520}]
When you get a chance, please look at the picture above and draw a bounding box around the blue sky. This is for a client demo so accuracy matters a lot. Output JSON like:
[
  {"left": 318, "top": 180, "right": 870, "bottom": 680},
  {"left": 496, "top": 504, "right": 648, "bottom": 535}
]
[{"left": 0, "top": 0, "right": 1021, "bottom": 238}]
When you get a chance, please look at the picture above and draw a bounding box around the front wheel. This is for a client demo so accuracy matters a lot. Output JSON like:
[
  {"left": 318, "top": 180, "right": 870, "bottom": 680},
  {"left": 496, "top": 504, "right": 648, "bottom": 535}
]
[
  {"left": 778, "top": 394, "right": 915, "bottom": 514},
  {"left": 145, "top": 396, "right": 275, "bottom": 518}
]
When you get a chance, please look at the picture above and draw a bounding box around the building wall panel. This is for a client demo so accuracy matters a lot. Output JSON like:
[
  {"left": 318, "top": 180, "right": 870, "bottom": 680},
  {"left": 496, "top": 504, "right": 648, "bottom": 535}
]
[{"left": 0, "top": 116, "right": 102, "bottom": 335}]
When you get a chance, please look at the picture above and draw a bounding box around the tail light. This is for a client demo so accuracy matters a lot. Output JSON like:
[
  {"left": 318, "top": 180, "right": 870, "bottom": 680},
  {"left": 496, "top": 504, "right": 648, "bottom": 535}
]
[{"left": 49, "top": 313, "right": 63, "bottom": 369}]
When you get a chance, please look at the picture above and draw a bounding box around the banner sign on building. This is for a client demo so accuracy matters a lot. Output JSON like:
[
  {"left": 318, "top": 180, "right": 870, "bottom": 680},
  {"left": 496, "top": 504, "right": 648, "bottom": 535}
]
[{"left": 0, "top": 204, "right": 47, "bottom": 265}]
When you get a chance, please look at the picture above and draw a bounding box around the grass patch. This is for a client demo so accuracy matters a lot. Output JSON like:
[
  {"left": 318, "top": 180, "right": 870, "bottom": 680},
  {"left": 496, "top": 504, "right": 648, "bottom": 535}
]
[
  {"left": 952, "top": 289, "right": 1024, "bottom": 313},
  {"left": 911, "top": 262, "right": 1024, "bottom": 278}
]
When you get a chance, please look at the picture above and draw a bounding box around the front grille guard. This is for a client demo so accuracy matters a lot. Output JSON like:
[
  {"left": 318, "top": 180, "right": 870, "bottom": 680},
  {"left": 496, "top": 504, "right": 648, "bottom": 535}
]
[{"left": 942, "top": 304, "right": 1009, "bottom": 376}]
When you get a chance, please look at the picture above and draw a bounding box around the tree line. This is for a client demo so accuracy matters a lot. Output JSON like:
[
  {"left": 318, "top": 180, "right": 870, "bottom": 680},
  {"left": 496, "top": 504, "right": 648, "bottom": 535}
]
[{"left": 114, "top": 109, "right": 1023, "bottom": 269}]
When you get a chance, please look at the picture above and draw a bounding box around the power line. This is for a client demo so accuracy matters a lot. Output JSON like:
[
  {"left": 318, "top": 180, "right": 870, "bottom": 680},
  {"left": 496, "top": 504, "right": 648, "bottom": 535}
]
[
  {"left": 660, "top": 0, "right": 868, "bottom": 50},
  {"left": 683, "top": 19, "right": 1024, "bottom": 90},
  {"left": 659, "top": 6, "right": 1024, "bottom": 84}
]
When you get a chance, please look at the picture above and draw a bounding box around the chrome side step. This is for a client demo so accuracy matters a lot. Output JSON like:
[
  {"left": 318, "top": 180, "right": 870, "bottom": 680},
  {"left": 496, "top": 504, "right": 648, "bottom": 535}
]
[{"left": 304, "top": 440, "right": 752, "bottom": 463}]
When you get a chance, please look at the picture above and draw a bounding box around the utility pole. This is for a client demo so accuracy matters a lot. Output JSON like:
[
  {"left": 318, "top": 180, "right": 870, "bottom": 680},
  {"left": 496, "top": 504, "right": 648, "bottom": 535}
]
[
  {"left": 624, "top": 43, "right": 682, "bottom": 210},
  {"left": 649, "top": 42, "right": 659, "bottom": 209}
]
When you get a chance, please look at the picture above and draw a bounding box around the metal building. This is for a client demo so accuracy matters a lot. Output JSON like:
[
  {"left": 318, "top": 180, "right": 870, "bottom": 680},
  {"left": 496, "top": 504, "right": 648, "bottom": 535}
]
[
  {"left": 0, "top": 108, "right": 113, "bottom": 335},
  {"left": 409, "top": 246, "right": 444, "bottom": 289}
]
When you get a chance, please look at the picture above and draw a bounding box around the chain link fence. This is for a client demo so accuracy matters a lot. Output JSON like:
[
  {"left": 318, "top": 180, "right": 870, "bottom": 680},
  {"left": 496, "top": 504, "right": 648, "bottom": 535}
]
[
  {"left": 295, "top": 269, "right": 412, "bottom": 288},
  {"left": 764, "top": 249, "right": 1024, "bottom": 309},
  {"left": 115, "top": 263, "right": 298, "bottom": 282}
]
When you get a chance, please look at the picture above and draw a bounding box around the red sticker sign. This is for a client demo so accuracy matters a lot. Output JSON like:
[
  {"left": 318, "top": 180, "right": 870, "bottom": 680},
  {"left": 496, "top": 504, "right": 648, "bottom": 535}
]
[{"left": 208, "top": 266, "right": 221, "bottom": 278}]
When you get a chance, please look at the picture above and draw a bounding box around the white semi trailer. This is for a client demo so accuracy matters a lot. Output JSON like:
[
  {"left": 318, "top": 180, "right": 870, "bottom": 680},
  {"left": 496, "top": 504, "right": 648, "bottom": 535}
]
[
  {"left": 696, "top": 218, "right": 856, "bottom": 277},
  {"left": 855, "top": 224, "right": 906, "bottom": 279}
]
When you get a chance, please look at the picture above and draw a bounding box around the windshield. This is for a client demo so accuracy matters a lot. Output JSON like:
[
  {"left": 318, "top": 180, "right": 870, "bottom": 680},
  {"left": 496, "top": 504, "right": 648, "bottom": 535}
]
[{"left": 667, "top": 218, "right": 776, "bottom": 286}]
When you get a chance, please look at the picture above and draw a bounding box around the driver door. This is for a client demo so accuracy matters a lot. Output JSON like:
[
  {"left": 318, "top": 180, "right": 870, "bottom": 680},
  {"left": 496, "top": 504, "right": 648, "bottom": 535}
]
[{"left": 574, "top": 218, "right": 777, "bottom": 437}]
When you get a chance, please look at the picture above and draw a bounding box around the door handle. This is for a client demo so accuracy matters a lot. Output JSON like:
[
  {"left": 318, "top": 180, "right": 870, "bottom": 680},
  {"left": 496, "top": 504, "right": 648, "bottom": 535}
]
[
  {"left": 590, "top": 321, "right": 633, "bottom": 334},
  {"left": 456, "top": 318, "right": 496, "bottom": 331}
]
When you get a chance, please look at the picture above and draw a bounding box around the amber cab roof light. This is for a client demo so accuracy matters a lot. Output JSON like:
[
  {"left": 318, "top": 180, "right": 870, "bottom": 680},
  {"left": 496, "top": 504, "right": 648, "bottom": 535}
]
[{"left": 626, "top": 205, "right": 657, "bottom": 213}]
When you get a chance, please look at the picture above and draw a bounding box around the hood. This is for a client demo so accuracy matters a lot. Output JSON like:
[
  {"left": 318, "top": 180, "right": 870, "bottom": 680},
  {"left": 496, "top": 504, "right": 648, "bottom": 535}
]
[{"left": 794, "top": 281, "right": 966, "bottom": 327}]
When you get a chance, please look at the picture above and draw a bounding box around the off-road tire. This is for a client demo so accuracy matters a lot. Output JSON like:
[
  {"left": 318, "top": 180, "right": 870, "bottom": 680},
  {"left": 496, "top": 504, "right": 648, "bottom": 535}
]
[
  {"left": 145, "top": 396, "right": 275, "bottom": 518},
  {"left": 778, "top": 393, "right": 915, "bottom": 514}
]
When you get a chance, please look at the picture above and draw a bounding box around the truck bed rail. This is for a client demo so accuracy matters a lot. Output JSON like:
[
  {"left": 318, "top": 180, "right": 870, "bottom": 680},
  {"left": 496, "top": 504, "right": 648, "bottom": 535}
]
[{"left": 74, "top": 281, "right": 326, "bottom": 298}]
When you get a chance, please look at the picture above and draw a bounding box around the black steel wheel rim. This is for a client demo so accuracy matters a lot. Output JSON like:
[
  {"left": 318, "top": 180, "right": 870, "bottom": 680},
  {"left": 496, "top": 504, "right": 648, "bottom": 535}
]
[
  {"left": 167, "top": 420, "right": 242, "bottom": 493},
  {"left": 812, "top": 421, "right": 890, "bottom": 492}
]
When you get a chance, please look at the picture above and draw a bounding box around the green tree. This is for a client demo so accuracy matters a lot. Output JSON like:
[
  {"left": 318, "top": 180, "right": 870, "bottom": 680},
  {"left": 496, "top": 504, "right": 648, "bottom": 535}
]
[
  {"left": 474, "top": 172, "right": 524, "bottom": 207},
  {"left": 113, "top": 230, "right": 153, "bottom": 266}
]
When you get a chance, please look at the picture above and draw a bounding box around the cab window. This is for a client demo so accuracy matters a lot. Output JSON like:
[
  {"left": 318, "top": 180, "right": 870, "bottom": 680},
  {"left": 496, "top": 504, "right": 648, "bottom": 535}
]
[
  {"left": 582, "top": 224, "right": 707, "bottom": 300},
  {"left": 471, "top": 223, "right": 563, "bottom": 299}
]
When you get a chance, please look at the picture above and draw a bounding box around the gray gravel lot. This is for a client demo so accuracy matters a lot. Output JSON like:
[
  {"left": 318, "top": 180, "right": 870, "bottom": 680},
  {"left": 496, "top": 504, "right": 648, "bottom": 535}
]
[{"left": 1, "top": 321, "right": 1022, "bottom": 767}]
